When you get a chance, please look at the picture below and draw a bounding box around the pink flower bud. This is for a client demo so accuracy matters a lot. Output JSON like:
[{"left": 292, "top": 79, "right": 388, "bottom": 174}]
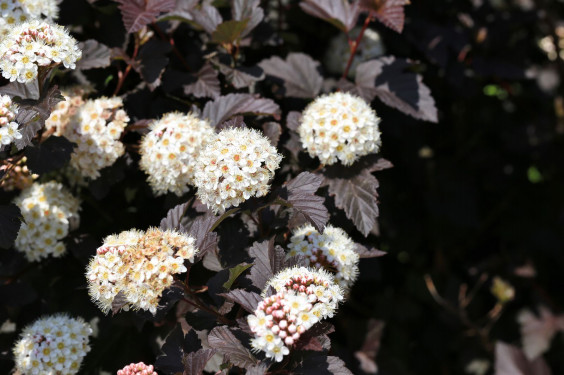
[{"left": 285, "top": 337, "right": 294, "bottom": 346}]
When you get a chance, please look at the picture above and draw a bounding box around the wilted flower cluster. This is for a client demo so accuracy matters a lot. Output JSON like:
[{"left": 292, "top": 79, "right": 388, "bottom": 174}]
[
  {"left": 45, "top": 87, "right": 86, "bottom": 133},
  {"left": 117, "top": 362, "right": 158, "bottom": 375},
  {"left": 0, "top": 19, "right": 81, "bottom": 83},
  {"left": 194, "top": 127, "right": 282, "bottom": 213},
  {"left": 61, "top": 96, "right": 129, "bottom": 179},
  {"left": 140, "top": 112, "right": 214, "bottom": 196},
  {"left": 325, "top": 28, "right": 385, "bottom": 77},
  {"left": 13, "top": 314, "right": 92, "bottom": 375},
  {"left": 288, "top": 224, "right": 359, "bottom": 291},
  {"left": 248, "top": 267, "right": 343, "bottom": 362},
  {"left": 86, "top": 228, "right": 198, "bottom": 315},
  {"left": 0, "top": 0, "right": 59, "bottom": 36},
  {"left": 14, "top": 181, "right": 80, "bottom": 261},
  {"left": 299, "top": 92, "right": 381, "bottom": 166},
  {"left": 0, "top": 94, "right": 21, "bottom": 146},
  {"left": 0, "top": 157, "right": 37, "bottom": 191}
]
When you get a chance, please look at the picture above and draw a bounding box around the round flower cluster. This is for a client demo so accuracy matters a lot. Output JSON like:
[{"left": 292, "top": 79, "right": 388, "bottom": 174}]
[
  {"left": 288, "top": 224, "right": 359, "bottom": 291},
  {"left": 14, "top": 181, "right": 80, "bottom": 262},
  {"left": 117, "top": 362, "right": 158, "bottom": 375},
  {"left": 0, "top": 19, "right": 81, "bottom": 83},
  {"left": 86, "top": 228, "right": 198, "bottom": 315},
  {"left": 194, "top": 127, "right": 282, "bottom": 213},
  {"left": 299, "top": 91, "right": 381, "bottom": 166},
  {"left": 0, "top": 0, "right": 59, "bottom": 36},
  {"left": 0, "top": 94, "right": 21, "bottom": 146},
  {"left": 62, "top": 96, "right": 129, "bottom": 179},
  {"left": 13, "top": 314, "right": 92, "bottom": 375},
  {"left": 0, "top": 157, "right": 37, "bottom": 191},
  {"left": 45, "top": 87, "right": 86, "bottom": 134},
  {"left": 248, "top": 267, "right": 343, "bottom": 362},
  {"left": 140, "top": 112, "right": 215, "bottom": 196},
  {"left": 324, "top": 28, "right": 385, "bottom": 77}
]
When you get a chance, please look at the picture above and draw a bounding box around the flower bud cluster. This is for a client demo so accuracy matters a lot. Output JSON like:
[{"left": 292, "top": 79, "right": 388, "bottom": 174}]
[
  {"left": 140, "top": 112, "right": 214, "bottom": 196},
  {"left": 45, "top": 87, "right": 86, "bottom": 134},
  {"left": 0, "top": 19, "right": 81, "bottom": 83},
  {"left": 288, "top": 224, "right": 359, "bottom": 291},
  {"left": 248, "top": 267, "right": 343, "bottom": 362},
  {"left": 0, "top": 156, "right": 37, "bottom": 191},
  {"left": 299, "top": 92, "right": 381, "bottom": 166},
  {"left": 86, "top": 228, "right": 198, "bottom": 315},
  {"left": 13, "top": 314, "right": 92, "bottom": 375},
  {"left": 194, "top": 127, "right": 282, "bottom": 214},
  {"left": 61, "top": 96, "right": 129, "bottom": 179},
  {"left": 117, "top": 362, "right": 158, "bottom": 375},
  {"left": 14, "top": 181, "right": 80, "bottom": 261},
  {"left": 0, "top": 94, "right": 21, "bottom": 146},
  {"left": 0, "top": 0, "right": 59, "bottom": 36}
]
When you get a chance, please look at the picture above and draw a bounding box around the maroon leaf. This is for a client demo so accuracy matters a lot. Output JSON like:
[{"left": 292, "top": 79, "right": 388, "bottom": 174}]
[
  {"left": 0, "top": 80, "right": 39, "bottom": 100},
  {"left": 185, "top": 213, "right": 219, "bottom": 259},
  {"left": 287, "top": 172, "right": 324, "bottom": 195},
  {"left": 299, "top": 0, "right": 360, "bottom": 32},
  {"left": 294, "top": 322, "right": 335, "bottom": 351},
  {"left": 248, "top": 239, "right": 285, "bottom": 290},
  {"left": 354, "top": 320, "right": 385, "bottom": 374},
  {"left": 494, "top": 342, "right": 552, "bottom": 375},
  {"left": 137, "top": 39, "right": 172, "bottom": 90},
  {"left": 232, "top": 0, "right": 264, "bottom": 37},
  {"left": 284, "top": 172, "right": 329, "bottom": 232},
  {"left": 340, "top": 57, "right": 438, "bottom": 123},
  {"left": 262, "top": 122, "right": 282, "bottom": 146},
  {"left": 220, "top": 289, "right": 262, "bottom": 313},
  {"left": 190, "top": 1, "right": 223, "bottom": 33},
  {"left": 355, "top": 243, "right": 387, "bottom": 258},
  {"left": 216, "top": 115, "right": 246, "bottom": 131},
  {"left": 183, "top": 348, "right": 216, "bottom": 375},
  {"left": 246, "top": 363, "right": 270, "bottom": 375},
  {"left": 76, "top": 40, "right": 112, "bottom": 70},
  {"left": 183, "top": 63, "right": 220, "bottom": 99},
  {"left": 208, "top": 326, "right": 258, "bottom": 369},
  {"left": 0, "top": 205, "right": 22, "bottom": 249},
  {"left": 327, "top": 356, "right": 354, "bottom": 375},
  {"left": 24, "top": 136, "right": 75, "bottom": 175},
  {"left": 212, "top": 55, "right": 265, "bottom": 89},
  {"left": 359, "top": 0, "right": 409, "bottom": 33},
  {"left": 155, "top": 324, "right": 185, "bottom": 373},
  {"left": 202, "top": 93, "right": 281, "bottom": 127},
  {"left": 111, "top": 291, "right": 128, "bottom": 315},
  {"left": 259, "top": 53, "right": 323, "bottom": 98},
  {"left": 160, "top": 202, "right": 190, "bottom": 231},
  {"left": 115, "top": 0, "right": 176, "bottom": 34},
  {"left": 286, "top": 111, "right": 302, "bottom": 131}
]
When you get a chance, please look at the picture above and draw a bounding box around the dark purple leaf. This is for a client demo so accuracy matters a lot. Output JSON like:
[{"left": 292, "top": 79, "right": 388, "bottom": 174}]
[
  {"left": 262, "top": 122, "right": 281, "bottom": 146},
  {"left": 203, "top": 248, "right": 223, "bottom": 271},
  {"left": 295, "top": 322, "right": 335, "bottom": 352},
  {"left": 286, "top": 111, "right": 302, "bottom": 131},
  {"left": 359, "top": 0, "right": 409, "bottom": 33},
  {"left": 202, "top": 93, "right": 281, "bottom": 127},
  {"left": 155, "top": 324, "right": 185, "bottom": 374},
  {"left": 137, "top": 39, "right": 172, "bottom": 90},
  {"left": 341, "top": 57, "right": 438, "bottom": 123},
  {"left": 185, "top": 310, "right": 218, "bottom": 331},
  {"left": 115, "top": 0, "right": 176, "bottom": 34},
  {"left": 0, "top": 205, "right": 22, "bottom": 249},
  {"left": 186, "top": 213, "right": 219, "bottom": 259},
  {"left": 284, "top": 172, "right": 328, "bottom": 232},
  {"left": 208, "top": 326, "right": 258, "bottom": 369},
  {"left": 259, "top": 53, "right": 323, "bottom": 98},
  {"left": 232, "top": 0, "right": 264, "bottom": 37},
  {"left": 190, "top": 1, "right": 223, "bottom": 33},
  {"left": 295, "top": 352, "right": 353, "bottom": 375},
  {"left": 246, "top": 363, "right": 270, "bottom": 375},
  {"left": 216, "top": 115, "right": 246, "bottom": 131},
  {"left": 248, "top": 238, "right": 285, "bottom": 290},
  {"left": 0, "top": 80, "right": 39, "bottom": 100},
  {"left": 220, "top": 289, "right": 262, "bottom": 313},
  {"left": 159, "top": 202, "right": 190, "bottom": 231},
  {"left": 495, "top": 342, "right": 552, "bottom": 375},
  {"left": 299, "top": 0, "right": 360, "bottom": 32},
  {"left": 111, "top": 291, "right": 129, "bottom": 315},
  {"left": 327, "top": 356, "right": 354, "bottom": 375},
  {"left": 183, "top": 63, "right": 220, "bottom": 99},
  {"left": 355, "top": 243, "right": 386, "bottom": 258},
  {"left": 24, "top": 136, "right": 75, "bottom": 175},
  {"left": 354, "top": 320, "right": 385, "bottom": 374},
  {"left": 76, "top": 40, "right": 112, "bottom": 70},
  {"left": 183, "top": 348, "right": 216, "bottom": 375},
  {"left": 211, "top": 19, "right": 249, "bottom": 44},
  {"left": 88, "top": 156, "right": 128, "bottom": 200},
  {"left": 287, "top": 172, "right": 324, "bottom": 195},
  {"left": 217, "top": 63, "right": 265, "bottom": 89}
]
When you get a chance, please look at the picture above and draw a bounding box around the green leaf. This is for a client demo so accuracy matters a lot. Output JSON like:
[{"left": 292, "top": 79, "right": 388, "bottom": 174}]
[
  {"left": 527, "top": 166, "right": 543, "bottom": 184},
  {"left": 223, "top": 263, "right": 252, "bottom": 290},
  {"left": 211, "top": 19, "right": 249, "bottom": 44}
]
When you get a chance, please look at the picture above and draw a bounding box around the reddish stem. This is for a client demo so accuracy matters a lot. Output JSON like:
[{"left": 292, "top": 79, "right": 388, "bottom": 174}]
[
  {"left": 342, "top": 13, "right": 373, "bottom": 80},
  {"left": 112, "top": 35, "right": 140, "bottom": 97}
]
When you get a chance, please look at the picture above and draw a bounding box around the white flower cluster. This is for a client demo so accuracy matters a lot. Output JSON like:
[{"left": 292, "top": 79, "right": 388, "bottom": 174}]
[
  {"left": 324, "top": 28, "right": 385, "bottom": 77},
  {"left": 0, "top": 0, "right": 59, "bottom": 36},
  {"left": 0, "top": 156, "right": 37, "bottom": 191},
  {"left": 60, "top": 97, "right": 129, "bottom": 179},
  {"left": 0, "top": 94, "right": 21, "bottom": 146},
  {"left": 194, "top": 127, "right": 282, "bottom": 214},
  {"left": 299, "top": 92, "right": 381, "bottom": 166},
  {"left": 248, "top": 267, "right": 343, "bottom": 362},
  {"left": 45, "top": 87, "right": 86, "bottom": 134},
  {"left": 117, "top": 362, "right": 158, "bottom": 375},
  {"left": 140, "top": 112, "right": 214, "bottom": 196},
  {"left": 0, "top": 19, "right": 81, "bottom": 83},
  {"left": 86, "top": 228, "right": 198, "bottom": 315},
  {"left": 288, "top": 224, "right": 359, "bottom": 291},
  {"left": 13, "top": 314, "right": 92, "bottom": 375},
  {"left": 14, "top": 181, "right": 80, "bottom": 262}
]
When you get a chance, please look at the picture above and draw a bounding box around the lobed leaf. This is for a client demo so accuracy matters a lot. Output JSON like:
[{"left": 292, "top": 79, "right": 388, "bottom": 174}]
[
  {"left": 220, "top": 289, "right": 262, "bottom": 313},
  {"left": 190, "top": 1, "right": 223, "bottom": 34},
  {"left": 183, "top": 348, "right": 216, "bottom": 375},
  {"left": 223, "top": 263, "right": 253, "bottom": 290},
  {"left": 354, "top": 319, "right": 385, "bottom": 374},
  {"left": 24, "top": 136, "right": 75, "bottom": 175},
  {"left": 137, "top": 39, "right": 172, "bottom": 90},
  {"left": 76, "top": 40, "right": 112, "bottom": 70},
  {"left": 202, "top": 93, "right": 280, "bottom": 127},
  {"left": 208, "top": 326, "right": 258, "bottom": 369},
  {"left": 232, "top": 0, "right": 264, "bottom": 37},
  {"left": 494, "top": 342, "right": 552, "bottom": 375},
  {"left": 262, "top": 122, "right": 282, "bottom": 146},
  {"left": 186, "top": 213, "right": 219, "bottom": 259},
  {"left": 359, "top": 0, "right": 409, "bottom": 33},
  {"left": 299, "top": 0, "right": 360, "bottom": 32},
  {"left": 248, "top": 239, "right": 285, "bottom": 290},
  {"left": 284, "top": 172, "right": 329, "bottom": 232},
  {"left": 183, "top": 62, "right": 221, "bottom": 99},
  {"left": 155, "top": 324, "right": 185, "bottom": 374},
  {"left": 115, "top": 0, "right": 176, "bottom": 34},
  {"left": 259, "top": 53, "right": 323, "bottom": 98},
  {"left": 159, "top": 202, "right": 190, "bottom": 231},
  {"left": 211, "top": 19, "right": 249, "bottom": 44}
]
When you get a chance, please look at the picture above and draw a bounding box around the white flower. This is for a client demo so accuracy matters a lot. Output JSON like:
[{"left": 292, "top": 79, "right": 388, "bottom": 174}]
[
  {"left": 14, "top": 181, "right": 80, "bottom": 262},
  {"left": 117, "top": 362, "right": 158, "bottom": 375},
  {"left": 299, "top": 91, "right": 381, "bottom": 166},
  {"left": 13, "top": 314, "right": 91, "bottom": 375},
  {"left": 193, "top": 127, "right": 282, "bottom": 214},
  {"left": 140, "top": 112, "right": 214, "bottom": 196},
  {"left": 288, "top": 224, "right": 360, "bottom": 292},
  {"left": 0, "top": 19, "right": 80, "bottom": 83},
  {"left": 86, "top": 228, "right": 198, "bottom": 315},
  {"left": 0, "top": 94, "right": 20, "bottom": 147}
]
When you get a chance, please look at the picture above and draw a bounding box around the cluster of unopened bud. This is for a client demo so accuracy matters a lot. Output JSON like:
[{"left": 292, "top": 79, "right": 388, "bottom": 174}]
[
  {"left": 117, "top": 362, "right": 158, "bottom": 375},
  {"left": 0, "top": 157, "right": 37, "bottom": 192}
]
